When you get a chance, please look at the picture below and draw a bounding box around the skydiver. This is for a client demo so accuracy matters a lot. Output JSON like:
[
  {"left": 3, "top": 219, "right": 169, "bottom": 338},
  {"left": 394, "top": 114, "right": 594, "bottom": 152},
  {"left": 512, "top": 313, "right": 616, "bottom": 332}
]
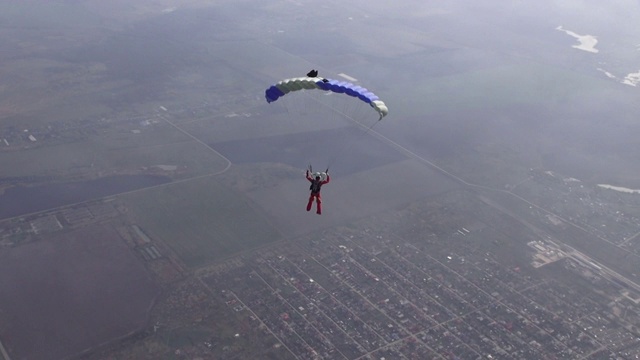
[
  {"left": 306, "top": 69, "right": 318, "bottom": 77},
  {"left": 306, "top": 168, "right": 330, "bottom": 215}
]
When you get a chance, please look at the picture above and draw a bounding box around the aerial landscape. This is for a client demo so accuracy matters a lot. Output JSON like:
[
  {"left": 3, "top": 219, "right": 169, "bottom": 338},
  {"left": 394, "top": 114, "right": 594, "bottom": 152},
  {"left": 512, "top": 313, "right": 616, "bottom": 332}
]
[{"left": 1, "top": 0, "right": 640, "bottom": 359}]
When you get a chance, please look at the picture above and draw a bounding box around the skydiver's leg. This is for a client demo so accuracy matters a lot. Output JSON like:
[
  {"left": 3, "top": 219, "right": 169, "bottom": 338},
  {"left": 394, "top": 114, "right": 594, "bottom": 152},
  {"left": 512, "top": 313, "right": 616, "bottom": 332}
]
[
  {"left": 316, "top": 194, "right": 322, "bottom": 215},
  {"left": 307, "top": 195, "right": 314, "bottom": 211}
]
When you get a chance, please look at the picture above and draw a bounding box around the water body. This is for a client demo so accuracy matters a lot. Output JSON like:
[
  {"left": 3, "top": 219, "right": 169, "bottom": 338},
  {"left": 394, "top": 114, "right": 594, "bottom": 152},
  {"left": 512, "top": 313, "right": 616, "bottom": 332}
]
[
  {"left": 0, "top": 174, "right": 171, "bottom": 220},
  {"left": 556, "top": 25, "right": 599, "bottom": 53},
  {"left": 598, "top": 184, "right": 640, "bottom": 194}
]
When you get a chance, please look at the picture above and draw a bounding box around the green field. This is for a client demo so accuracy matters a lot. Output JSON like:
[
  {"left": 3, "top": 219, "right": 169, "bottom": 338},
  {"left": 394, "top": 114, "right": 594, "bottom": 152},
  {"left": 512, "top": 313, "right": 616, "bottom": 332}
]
[
  {"left": 0, "top": 120, "right": 229, "bottom": 181},
  {"left": 121, "top": 174, "right": 282, "bottom": 268}
]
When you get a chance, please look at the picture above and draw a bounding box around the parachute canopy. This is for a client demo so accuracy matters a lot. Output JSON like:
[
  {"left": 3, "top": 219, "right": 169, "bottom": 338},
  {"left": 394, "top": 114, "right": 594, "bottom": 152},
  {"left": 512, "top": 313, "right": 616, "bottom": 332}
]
[{"left": 265, "top": 77, "right": 389, "bottom": 120}]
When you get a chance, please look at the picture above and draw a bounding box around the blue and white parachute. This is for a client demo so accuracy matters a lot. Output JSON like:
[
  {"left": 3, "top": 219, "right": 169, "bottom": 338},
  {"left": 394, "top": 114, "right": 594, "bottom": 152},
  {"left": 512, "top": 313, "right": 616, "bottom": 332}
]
[{"left": 265, "top": 77, "right": 388, "bottom": 120}]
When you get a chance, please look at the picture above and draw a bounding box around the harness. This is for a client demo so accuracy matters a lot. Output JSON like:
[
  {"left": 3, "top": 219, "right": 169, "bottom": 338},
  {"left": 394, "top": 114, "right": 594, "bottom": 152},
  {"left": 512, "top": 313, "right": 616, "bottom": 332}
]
[{"left": 310, "top": 180, "right": 323, "bottom": 194}]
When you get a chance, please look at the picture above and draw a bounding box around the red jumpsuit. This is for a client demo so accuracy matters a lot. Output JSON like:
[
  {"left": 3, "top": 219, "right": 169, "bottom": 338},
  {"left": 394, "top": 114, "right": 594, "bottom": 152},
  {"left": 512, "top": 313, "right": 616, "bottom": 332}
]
[{"left": 306, "top": 171, "right": 330, "bottom": 214}]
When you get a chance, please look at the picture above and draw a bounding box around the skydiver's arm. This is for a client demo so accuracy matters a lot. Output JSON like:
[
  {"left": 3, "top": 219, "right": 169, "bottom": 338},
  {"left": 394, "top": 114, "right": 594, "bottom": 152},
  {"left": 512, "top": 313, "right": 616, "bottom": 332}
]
[
  {"left": 323, "top": 174, "right": 330, "bottom": 184},
  {"left": 306, "top": 170, "right": 313, "bottom": 182}
]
